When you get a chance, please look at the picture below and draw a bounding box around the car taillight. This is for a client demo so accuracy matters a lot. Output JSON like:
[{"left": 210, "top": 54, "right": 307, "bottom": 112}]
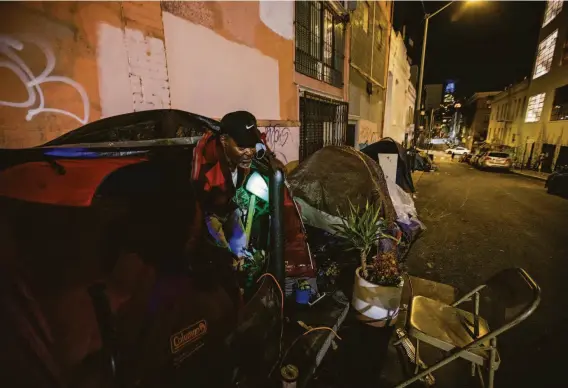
[{"left": 506, "top": 158, "right": 512, "bottom": 164}]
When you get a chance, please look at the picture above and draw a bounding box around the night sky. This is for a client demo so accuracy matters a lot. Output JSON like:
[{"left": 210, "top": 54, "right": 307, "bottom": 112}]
[{"left": 393, "top": 1, "right": 545, "bottom": 99}]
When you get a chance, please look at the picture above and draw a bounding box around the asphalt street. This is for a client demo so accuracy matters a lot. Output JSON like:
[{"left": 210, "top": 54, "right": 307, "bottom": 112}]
[{"left": 405, "top": 158, "right": 568, "bottom": 387}]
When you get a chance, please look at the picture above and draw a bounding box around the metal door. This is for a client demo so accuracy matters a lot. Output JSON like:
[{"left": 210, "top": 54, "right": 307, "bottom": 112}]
[
  {"left": 346, "top": 124, "right": 356, "bottom": 147},
  {"left": 541, "top": 143, "right": 556, "bottom": 173}
]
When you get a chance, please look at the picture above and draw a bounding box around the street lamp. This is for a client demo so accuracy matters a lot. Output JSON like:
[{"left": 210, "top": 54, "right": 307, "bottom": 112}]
[{"left": 413, "top": 1, "right": 479, "bottom": 148}]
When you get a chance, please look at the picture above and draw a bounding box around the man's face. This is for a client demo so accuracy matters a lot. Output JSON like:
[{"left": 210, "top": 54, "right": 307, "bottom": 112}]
[{"left": 221, "top": 135, "right": 256, "bottom": 169}]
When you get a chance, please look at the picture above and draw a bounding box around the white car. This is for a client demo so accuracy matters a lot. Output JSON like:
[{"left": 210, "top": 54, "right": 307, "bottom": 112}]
[
  {"left": 446, "top": 146, "right": 470, "bottom": 155},
  {"left": 477, "top": 151, "right": 512, "bottom": 170}
]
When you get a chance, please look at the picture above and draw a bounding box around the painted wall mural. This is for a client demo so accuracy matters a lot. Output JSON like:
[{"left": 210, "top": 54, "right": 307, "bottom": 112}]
[{"left": 0, "top": 34, "right": 89, "bottom": 125}]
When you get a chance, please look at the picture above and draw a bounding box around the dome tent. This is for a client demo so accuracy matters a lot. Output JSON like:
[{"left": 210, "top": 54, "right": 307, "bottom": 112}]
[
  {"left": 287, "top": 146, "right": 397, "bottom": 232},
  {"left": 360, "top": 138, "right": 415, "bottom": 193}
]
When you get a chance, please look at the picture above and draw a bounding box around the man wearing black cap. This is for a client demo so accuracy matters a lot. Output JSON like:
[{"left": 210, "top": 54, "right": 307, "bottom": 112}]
[{"left": 191, "top": 110, "right": 283, "bottom": 264}]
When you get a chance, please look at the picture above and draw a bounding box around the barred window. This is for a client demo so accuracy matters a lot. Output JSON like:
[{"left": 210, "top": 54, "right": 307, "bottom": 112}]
[
  {"left": 295, "top": 1, "right": 346, "bottom": 88},
  {"left": 551, "top": 84, "right": 568, "bottom": 121},
  {"left": 543, "top": 0, "right": 563, "bottom": 27},
  {"left": 525, "top": 93, "right": 546, "bottom": 123},
  {"left": 533, "top": 30, "right": 558, "bottom": 79}
]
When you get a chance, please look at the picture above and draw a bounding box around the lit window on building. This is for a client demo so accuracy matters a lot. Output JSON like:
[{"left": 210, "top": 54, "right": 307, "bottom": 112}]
[
  {"left": 551, "top": 84, "right": 568, "bottom": 121},
  {"left": 543, "top": 0, "right": 563, "bottom": 27},
  {"left": 525, "top": 93, "right": 546, "bottom": 123},
  {"left": 533, "top": 30, "right": 558, "bottom": 79}
]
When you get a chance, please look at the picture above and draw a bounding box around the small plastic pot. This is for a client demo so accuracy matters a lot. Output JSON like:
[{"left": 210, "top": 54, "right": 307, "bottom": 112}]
[{"left": 295, "top": 288, "right": 311, "bottom": 305}]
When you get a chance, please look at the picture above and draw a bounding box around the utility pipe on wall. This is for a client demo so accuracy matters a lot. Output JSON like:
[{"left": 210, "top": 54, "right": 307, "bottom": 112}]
[{"left": 370, "top": 1, "right": 376, "bottom": 79}]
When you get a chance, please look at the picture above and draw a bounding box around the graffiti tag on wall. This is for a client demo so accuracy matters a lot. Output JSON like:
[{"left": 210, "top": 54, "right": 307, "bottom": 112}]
[
  {"left": 0, "top": 35, "right": 89, "bottom": 124},
  {"left": 259, "top": 125, "right": 299, "bottom": 165},
  {"left": 357, "top": 119, "right": 378, "bottom": 149}
]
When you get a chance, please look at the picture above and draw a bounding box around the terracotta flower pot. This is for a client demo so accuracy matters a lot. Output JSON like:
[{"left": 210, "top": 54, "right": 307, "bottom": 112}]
[{"left": 352, "top": 267, "right": 404, "bottom": 327}]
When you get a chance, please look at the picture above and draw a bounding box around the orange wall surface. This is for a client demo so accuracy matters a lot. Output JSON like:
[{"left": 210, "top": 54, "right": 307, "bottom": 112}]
[{"left": 0, "top": 1, "right": 298, "bottom": 149}]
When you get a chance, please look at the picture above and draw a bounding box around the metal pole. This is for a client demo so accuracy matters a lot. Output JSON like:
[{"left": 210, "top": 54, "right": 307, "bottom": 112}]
[
  {"left": 269, "top": 167, "right": 285, "bottom": 286},
  {"left": 413, "top": 15, "right": 429, "bottom": 148},
  {"left": 427, "top": 108, "right": 435, "bottom": 156},
  {"left": 429, "top": 109, "right": 434, "bottom": 136}
]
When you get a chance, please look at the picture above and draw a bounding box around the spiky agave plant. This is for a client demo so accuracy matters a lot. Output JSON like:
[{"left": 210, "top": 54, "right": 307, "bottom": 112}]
[{"left": 334, "top": 200, "right": 395, "bottom": 279}]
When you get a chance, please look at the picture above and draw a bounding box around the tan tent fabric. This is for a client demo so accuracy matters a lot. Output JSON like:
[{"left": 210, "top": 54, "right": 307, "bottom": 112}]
[{"left": 288, "top": 146, "right": 396, "bottom": 225}]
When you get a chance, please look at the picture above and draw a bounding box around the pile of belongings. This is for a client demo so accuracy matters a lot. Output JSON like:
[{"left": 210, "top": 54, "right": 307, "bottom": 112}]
[{"left": 411, "top": 149, "right": 436, "bottom": 172}]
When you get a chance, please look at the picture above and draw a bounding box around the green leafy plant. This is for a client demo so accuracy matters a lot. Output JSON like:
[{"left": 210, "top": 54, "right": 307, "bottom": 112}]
[
  {"left": 297, "top": 279, "right": 311, "bottom": 291},
  {"left": 325, "top": 262, "right": 340, "bottom": 280},
  {"left": 333, "top": 200, "right": 399, "bottom": 281},
  {"left": 243, "top": 249, "right": 266, "bottom": 289}
]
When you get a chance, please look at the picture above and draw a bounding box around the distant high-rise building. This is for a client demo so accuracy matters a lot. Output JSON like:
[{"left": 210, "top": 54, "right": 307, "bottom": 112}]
[{"left": 442, "top": 80, "right": 457, "bottom": 107}]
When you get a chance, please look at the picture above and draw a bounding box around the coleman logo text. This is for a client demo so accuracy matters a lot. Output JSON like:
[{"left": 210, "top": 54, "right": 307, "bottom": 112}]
[{"left": 170, "top": 320, "right": 207, "bottom": 354}]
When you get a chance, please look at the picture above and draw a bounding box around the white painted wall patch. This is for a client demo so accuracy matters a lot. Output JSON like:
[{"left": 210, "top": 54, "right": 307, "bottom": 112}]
[
  {"left": 97, "top": 23, "right": 171, "bottom": 118},
  {"left": 163, "top": 11, "right": 280, "bottom": 120},
  {"left": 259, "top": 1, "right": 294, "bottom": 40}
]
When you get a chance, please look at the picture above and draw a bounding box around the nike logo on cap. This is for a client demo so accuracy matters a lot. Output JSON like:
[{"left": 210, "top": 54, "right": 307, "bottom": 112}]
[{"left": 246, "top": 124, "right": 254, "bottom": 129}]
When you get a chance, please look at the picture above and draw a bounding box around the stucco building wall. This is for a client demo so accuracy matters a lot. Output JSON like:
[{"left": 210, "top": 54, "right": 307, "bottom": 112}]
[{"left": 0, "top": 1, "right": 300, "bottom": 166}]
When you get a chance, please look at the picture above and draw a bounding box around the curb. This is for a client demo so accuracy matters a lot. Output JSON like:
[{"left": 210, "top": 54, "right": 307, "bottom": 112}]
[{"left": 511, "top": 170, "right": 548, "bottom": 182}]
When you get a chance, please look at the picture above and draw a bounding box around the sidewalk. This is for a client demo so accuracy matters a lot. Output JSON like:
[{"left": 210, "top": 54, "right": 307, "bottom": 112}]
[{"left": 511, "top": 169, "right": 550, "bottom": 181}]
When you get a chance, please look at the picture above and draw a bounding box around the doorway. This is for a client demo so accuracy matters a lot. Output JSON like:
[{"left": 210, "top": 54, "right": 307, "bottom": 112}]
[
  {"left": 555, "top": 146, "right": 568, "bottom": 170},
  {"left": 541, "top": 143, "right": 555, "bottom": 173},
  {"left": 526, "top": 142, "right": 535, "bottom": 169},
  {"left": 346, "top": 124, "right": 356, "bottom": 147}
]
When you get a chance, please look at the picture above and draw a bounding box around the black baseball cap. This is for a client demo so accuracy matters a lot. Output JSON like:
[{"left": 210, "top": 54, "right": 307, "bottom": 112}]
[{"left": 220, "top": 111, "right": 260, "bottom": 148}]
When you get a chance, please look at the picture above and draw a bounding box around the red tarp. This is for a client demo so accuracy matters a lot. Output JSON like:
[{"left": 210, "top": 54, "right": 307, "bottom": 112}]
[{"left": 0, "top": 157, "right": 147, "bottom": 207}]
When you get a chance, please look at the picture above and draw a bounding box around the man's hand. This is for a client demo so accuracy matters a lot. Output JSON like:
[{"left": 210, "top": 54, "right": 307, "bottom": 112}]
[{"left": 232, "top": 257, "right": 245, "bottom": 272}]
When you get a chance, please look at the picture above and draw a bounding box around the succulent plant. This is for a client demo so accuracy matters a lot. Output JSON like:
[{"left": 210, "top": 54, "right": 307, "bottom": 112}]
[{"left": 367, "top": 249, "right": 401, "bottom": 286}]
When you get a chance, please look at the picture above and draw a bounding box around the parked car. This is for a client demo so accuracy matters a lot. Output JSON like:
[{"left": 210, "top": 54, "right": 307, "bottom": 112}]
[
  {"left": 477, "top": 151, "right": 512, "bottom": 170},
  {"left": 545, "top": 165, "right": 568, "bottom": 197},
  {"left": 446, "top": 146, "right": 470, "bottom": 155}
]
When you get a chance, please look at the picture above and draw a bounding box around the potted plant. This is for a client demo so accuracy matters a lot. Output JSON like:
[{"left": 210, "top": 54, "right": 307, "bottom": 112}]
[
  {"left": 295, "top": 279, "right": 312, "bottom": 305},
  {"left": 334, "top": 200, "right": 403, "bottom": 327}
]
